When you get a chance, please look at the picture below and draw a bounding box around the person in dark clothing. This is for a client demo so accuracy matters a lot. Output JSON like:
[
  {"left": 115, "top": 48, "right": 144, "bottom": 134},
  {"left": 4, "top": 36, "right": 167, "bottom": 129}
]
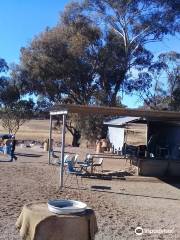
[{"left": 10, "top": 135, "right": 17, "bottom": 161}]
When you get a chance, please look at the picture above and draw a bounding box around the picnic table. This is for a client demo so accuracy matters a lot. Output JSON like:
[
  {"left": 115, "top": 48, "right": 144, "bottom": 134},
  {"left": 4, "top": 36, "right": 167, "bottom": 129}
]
[{"left": 78, "top": 157, "right": 94, "bottom": 174}]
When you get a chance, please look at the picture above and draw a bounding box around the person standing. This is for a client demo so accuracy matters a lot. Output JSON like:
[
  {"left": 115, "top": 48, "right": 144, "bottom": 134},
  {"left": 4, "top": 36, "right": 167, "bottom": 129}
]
[
  {"left": 10, "top": 135, "right": 17, "bottom": 161},
  {"left": 96, "top": 139, "right": 102, "bottom": 154}
]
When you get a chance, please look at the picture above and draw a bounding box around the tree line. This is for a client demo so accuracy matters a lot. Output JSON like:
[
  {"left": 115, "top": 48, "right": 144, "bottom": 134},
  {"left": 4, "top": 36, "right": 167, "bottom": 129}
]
[{"left": 0, "top": 0, "right": 179, "bottom": 145}]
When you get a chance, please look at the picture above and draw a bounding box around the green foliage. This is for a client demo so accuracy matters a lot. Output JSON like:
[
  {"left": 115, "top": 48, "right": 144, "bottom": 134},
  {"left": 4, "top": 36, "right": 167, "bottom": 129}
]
[
  {"left": 82, "top": 0, "right": 179, "bottom": 91},
  {"left": 83, "top": 0, "right": 179, "bottom": 42},
  {"left": 0, "top": 82, "right": 20, "bottom": 106},
  {"left": 0, "top": 58, "right": 10, "bottom": 106},
  {"left": 132, "top": 51, "right": 180, "bottom": 110},
  {"left": 0, "top": 58, "right": 35, "bottom": 134},
  {"left": 0, "top": 58, "right": 8, "bottom": 73},
  {"left": 19, "top": 0, "right": 180, "bottom": 104},
  {"left": 80, "top": 114, "right": 107, "bottom": 142},
  {"left": 161, "top": 52, "right": 180, "bottom": 110},
  {"left": 35, "top": 96, "right": 53, "bottom": 118},
  {"left": 20, "top": 15, "right": 101, "bottom": 104}
]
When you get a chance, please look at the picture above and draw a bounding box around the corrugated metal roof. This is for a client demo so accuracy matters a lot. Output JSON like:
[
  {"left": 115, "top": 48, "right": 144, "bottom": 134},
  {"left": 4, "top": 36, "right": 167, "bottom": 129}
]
[
  {"left": 103, "top": 117, "right": 140, "bottom": 126},
  {"left": 51, "top": 104, "right": 180, "bottom": 121}
]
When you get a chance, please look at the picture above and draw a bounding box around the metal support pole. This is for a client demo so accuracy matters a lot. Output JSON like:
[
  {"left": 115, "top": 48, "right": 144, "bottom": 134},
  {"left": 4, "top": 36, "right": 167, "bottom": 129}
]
[
  {"left": 146, "top": 121, "right": 149, "bottom": 145},
  {"left": 48, "top": 115, "right": 53, "bottom": 164},
  {"left": 60, "top": 114, "right": 66, "bottom": 189}
]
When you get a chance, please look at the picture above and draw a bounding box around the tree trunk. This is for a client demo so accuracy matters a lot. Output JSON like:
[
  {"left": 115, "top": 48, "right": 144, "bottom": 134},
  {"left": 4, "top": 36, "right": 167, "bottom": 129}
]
[
  {"left": 65, "top": 123, "right": 81, "bottom": 147},
  {"left": 72, "top": 129, "right": 81, "bottom": 147}
]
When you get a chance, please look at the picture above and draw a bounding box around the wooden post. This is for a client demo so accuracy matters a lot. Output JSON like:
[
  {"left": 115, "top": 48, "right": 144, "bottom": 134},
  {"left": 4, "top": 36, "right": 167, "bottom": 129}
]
[
  {"left": 60, "top": 114, "right": 66, "bottom": 189},
  {"left": 48, "top": 115, "right": 53, "bottom": 164}
]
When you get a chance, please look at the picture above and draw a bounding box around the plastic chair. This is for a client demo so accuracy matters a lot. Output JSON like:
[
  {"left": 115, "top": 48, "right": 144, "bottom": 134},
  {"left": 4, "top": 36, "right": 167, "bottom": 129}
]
[
  {"left": 86, "top": 154, "right": 93, "bottom": 162},
  {"left": 56, "top": 154, "right": 70, "bottom": 164},
  {"left": 92, "top": 158, "right": 103, "bottom": 172},
  {"left": 78, "top": 157, "right": 93, "bottom": 173},
  {"left": 71, "top": 154, "right": 79, "bottom": 165},
  {"left": 75, "top": 154, "right": 79, "bottom": 161},
  {"left": 64, "top": 160, "right": 84, "bottom": 188}
]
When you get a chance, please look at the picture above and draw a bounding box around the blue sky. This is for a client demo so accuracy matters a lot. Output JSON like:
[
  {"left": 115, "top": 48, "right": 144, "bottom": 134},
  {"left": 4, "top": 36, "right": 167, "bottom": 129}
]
[
  {"left": 0, "top": 0, "right": 69, "bottom": 63},
  {"left": 0, "top": 0, "right": 179, "bottom": 108}
]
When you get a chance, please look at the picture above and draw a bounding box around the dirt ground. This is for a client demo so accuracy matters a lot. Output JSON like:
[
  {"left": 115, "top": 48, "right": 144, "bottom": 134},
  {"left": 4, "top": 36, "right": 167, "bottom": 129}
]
[
  {"left": 0, "top": 121, "right": 180, "bottom": 239},
  {"left": 0, "top": 145, "right": 180, "bottom": 240}
]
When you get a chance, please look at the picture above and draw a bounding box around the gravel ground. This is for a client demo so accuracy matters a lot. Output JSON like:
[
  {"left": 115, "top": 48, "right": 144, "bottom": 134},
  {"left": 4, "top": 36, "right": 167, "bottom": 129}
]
[{"left": 0, "top": 147, "right": 180, "bottom": 240}]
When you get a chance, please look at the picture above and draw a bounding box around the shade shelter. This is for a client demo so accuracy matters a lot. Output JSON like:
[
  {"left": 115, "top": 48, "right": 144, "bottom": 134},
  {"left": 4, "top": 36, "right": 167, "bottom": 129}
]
[{"left": 49, "top": 104, "right": 180, "bottom": 188}]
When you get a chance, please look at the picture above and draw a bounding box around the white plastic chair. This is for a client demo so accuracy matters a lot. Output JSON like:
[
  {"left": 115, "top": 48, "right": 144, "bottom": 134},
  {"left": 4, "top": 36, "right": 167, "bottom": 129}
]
[{"left": 93, "top": 158, "right": 103, "bottom": 172}]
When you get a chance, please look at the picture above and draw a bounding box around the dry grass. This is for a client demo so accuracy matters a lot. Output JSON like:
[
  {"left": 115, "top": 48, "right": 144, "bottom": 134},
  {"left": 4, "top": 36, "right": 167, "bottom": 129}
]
[
  {"left": 0, "top": 119, "right": 72, "bottom": 144},
  {"left": 0, "top": 120, "right": 146, "bottom": 147}
]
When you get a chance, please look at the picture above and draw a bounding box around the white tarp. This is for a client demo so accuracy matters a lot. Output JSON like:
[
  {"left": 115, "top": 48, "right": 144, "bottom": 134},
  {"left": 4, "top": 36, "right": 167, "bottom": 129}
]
[
  {"left": 108, "top": 127, "right": 125, "bottom": 150},
  {"left": 105, "top": 117, "right": 140, "bottom": 150}
]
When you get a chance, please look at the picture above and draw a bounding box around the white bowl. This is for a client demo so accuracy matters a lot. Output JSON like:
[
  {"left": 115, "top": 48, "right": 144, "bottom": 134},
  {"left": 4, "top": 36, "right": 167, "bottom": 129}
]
[{"left": 47, "top": 199, "right": 87, "bottom": 214}]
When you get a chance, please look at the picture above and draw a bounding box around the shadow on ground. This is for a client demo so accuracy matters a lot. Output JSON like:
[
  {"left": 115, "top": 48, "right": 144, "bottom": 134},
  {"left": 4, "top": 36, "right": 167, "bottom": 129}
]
[
  {"left": 64, "top": 185, "right": 180, "bottom": 202},
  {"left": 158, "top": 177, "right": 180, "bottom": 190},
  {"left": 15, "top": 152, "right": 43, "bottom": 158}
]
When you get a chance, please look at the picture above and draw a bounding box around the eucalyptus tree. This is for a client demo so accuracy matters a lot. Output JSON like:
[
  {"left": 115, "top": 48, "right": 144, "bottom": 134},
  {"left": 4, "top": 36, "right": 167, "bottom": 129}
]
[
  {"left": 159, "top": 51, "right": 180, "bottom": 110},
  {"left": 20, "top": 14, "right": 101, "bottom": 104},
  {"left": 61, "top": 2, "right": 156, "bottom": 105},
  {"left": 81, "top": 0, "right": 180, "bottom": 91},
  {"left": 128, "top": 51, "right": 180, "bottom": 110},
  {"left": 20, "top": 13, "right": 102, "bottom": 145},
  {"left": 18, "top": 0, "right": 180, "bottom": 144}
]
